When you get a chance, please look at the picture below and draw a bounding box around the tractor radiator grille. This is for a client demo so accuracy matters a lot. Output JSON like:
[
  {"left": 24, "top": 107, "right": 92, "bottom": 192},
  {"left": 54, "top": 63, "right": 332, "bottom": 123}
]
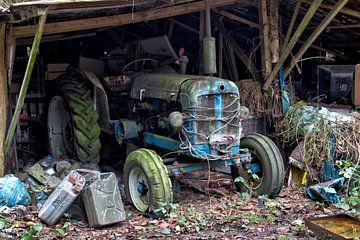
[{"left": 194, "top": 93, "right": 240, "bottom": 144}]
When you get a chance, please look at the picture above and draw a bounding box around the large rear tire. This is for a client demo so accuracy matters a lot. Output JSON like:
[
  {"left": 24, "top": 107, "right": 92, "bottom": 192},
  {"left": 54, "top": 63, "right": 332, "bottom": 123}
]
[
  {"left": 47, "top": 71, "right": 101, "bottom": 163},
  {"left": 231, "top": 134, "right": 284, "bottom": 198},
  {"left": 124, "top": 148, "right": 173, "bottom": 216}
]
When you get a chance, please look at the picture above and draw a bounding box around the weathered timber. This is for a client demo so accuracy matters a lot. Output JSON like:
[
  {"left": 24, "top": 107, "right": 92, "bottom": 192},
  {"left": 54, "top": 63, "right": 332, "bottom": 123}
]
[
  {"left": 263, "top": 0, "right": 323, "bottom": 90},
  {"left": 302, "top": 0, "right": 359, "bottom": 19},
  {"left": 227, "top": 42, "right": 239, "bottom": 82},
  {"left": 326, "top": 24, "right": 360, "bottom": 31},
  {"left": 258, "top": 0, "right": 271, "bottom": 79},
  {"left": 269, "top": 0, "right": 280, "bottom": 63},
  {"left": 169, "top": 19, "right": 198, "bottom": 34},
  {"left": 214, "top": 17, "right": 261, "bottom": 83},
  {"left": 13, "top": 0, "right": 246, "bottom": 38},
  {"left": 4, "top": 9, "right": 48, "bottom": 154},
  {"left": 0, "top": 23, "right": 7, "bottom": 176},
  {"left": 284, "top": 1, "right": 301, "bottom": 45},
  {"left": 215, "top": 10, "right": 260, "bottom": 28},
  {"left": 297, "top": 40, "right": 348, "bottom": 60},
  {"left": 284, "top": 0, "right": 349, "bottom": 78}
]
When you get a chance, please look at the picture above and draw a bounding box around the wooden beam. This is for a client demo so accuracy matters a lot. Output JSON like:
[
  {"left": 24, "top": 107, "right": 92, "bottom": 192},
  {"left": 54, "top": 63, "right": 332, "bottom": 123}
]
[
  {"left": 169, "top": 18, "right": 199, "bottom": 34},
  {"left": 284, "top": 1, "right": 301, "bottom": 45},
  {"left": 0, "top": 23, "right": 7, "bottom": 177},
  {"left": 284, "top": 0, "right": 349, "bottom": 78},
  {"left": 301, "top": 0, "right": 360, "bottom": 19},
  {"left": 326, "top": 23, "right": 360, "bottom": 31},
  {"left": 4, "top": 9, "right": 48, "bottom": 154},
  {"left": 226, "top": 40, "right": 239, "bottom": 82},
  {"left": 215, "top": 10, "right": 260, "bottom": 28},
  {"left": 10, "top": 0, "right": 146, "bottom": 7},
  {"left": 13, "top": 0, "right": 243, "bottom": 39},
  {"left": 298, "top": 40, "right": 348, "bottom": 60},
  {"left": 325, "top": 40, "right": 360, "bottom": 49},
  {"left": 258, "top": 0, "right": 271, "bottom": 79},
  {"left": 214, "top": 17, "right": 261, "bottom": 83},
  {"left": 263, "top": 0, "right": 323, "bottom": 90}
]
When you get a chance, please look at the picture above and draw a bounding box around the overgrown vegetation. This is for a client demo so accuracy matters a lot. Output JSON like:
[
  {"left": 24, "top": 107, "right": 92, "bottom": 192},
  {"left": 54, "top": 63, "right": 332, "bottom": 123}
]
[{"left": 282, "top": 102, "right": 360, "bottom": 209}]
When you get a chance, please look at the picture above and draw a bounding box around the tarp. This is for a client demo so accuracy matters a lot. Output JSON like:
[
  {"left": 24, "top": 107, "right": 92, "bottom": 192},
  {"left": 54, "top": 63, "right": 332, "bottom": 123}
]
[{"left": 306, "top": 177, "right": 345, "bottom": 203}]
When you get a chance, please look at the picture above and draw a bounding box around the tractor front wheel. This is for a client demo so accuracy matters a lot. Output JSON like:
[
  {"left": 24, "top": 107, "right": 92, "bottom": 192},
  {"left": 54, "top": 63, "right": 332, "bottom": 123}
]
[
  {"left": 124, "top": 148, "right": 173, "bottom": 216},
  {"left": 231, "top": 134, "right": 285, "bottom": 198}
]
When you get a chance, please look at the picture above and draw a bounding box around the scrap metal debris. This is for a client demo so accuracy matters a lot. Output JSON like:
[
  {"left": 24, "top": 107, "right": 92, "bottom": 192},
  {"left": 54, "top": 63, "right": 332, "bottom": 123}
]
[
  {"left": 0, "top": 155, "right": 127, "bottom": 229},
  {"left": 38, "top": 170, "right": 86, "bottom": 226},
  {"left": 282, "top": 102, "right": 360, "bottom": 202},
  {"left": 305, "top": 214, "right": 360, "bottom": 239}
]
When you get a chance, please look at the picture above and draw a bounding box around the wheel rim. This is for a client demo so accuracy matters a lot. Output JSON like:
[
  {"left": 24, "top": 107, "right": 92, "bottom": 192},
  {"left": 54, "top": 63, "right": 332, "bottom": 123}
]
[
  {"left": 128, "top": 165, "right": 150, "bottom": 212},
  {"left": 247, "top": 150, "right": 264, "bottom": 190},
  {"left": 48, "top": 96, "right": 74, "bottom": 159}
]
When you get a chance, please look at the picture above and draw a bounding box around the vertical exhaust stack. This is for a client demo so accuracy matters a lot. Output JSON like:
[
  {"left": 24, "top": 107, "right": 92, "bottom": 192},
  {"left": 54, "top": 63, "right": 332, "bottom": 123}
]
[{"left": 203, "top": 0, "right": 217, "bottom": 75}]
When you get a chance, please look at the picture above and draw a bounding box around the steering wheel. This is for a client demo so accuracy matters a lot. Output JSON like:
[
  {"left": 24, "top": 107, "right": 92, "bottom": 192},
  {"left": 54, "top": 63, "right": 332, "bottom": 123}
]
[{"left": 122, "top": 58, "right": 158, "bottom": 74}]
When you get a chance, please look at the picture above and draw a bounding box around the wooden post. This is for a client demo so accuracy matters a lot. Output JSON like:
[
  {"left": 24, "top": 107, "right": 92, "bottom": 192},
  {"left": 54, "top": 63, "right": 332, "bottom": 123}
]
[
  {"left": 214, "top": 17, "right": 261, "bottom": 83},
  {"left": 4, "top": 9, "right": 48, "bottom": 154},
  {"left": 258, "top": 0, "right": 272, "bottom": 79},
  {"left": 284, "top": 0, "right": 349, "bottom": 78},
  {"left": 269, "top": 0, "right": 280, "bottom": 64},
  {"left": 263, "top": 0, "right": 323, "bottom": 90},
  {"left": 0, "top": 23, "right": 7, "bottom": 176},
  {"left": 227, "top": 42, "right": 239, "bottom": 82}
]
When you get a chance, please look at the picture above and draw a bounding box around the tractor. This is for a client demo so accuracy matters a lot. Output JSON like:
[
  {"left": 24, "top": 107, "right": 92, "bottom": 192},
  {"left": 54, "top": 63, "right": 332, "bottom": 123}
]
[{"left": 46, "top": 34, "right": 284, "bottom": 216}]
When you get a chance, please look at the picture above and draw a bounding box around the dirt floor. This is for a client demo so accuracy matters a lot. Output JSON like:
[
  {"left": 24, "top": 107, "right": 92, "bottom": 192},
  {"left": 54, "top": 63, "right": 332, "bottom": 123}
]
[{"left": 0, "top": 170, "right": 346, "bottom": 240}]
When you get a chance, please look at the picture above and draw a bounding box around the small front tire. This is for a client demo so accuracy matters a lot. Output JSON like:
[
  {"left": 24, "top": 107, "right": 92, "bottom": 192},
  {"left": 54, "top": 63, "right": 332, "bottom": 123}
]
[{"left": 124, "top": 148, "right": 173, "bottom": 216}]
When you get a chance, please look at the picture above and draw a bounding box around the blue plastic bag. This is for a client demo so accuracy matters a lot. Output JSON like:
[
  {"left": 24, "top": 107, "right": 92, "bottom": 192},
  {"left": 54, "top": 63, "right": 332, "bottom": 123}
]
[{"left": 0, "top": 174, "right": 31, "bottom": 207}]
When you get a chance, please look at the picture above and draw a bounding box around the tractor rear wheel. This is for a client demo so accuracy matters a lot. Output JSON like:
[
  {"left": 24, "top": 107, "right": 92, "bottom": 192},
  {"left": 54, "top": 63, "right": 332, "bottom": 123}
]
[
  {"left": 124, "top": 148, "right": 173, "bottom": 216},
  {"left": 231, "top": 134, "right": 284, "bottom": 198},
  {"left": 47, "top": 72, "right": 101, "bottom": 163}
]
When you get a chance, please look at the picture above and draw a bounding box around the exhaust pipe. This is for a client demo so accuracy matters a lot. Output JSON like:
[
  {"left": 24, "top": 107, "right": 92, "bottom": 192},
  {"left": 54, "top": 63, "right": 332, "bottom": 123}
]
[{"left": 203, "top": 0, "right": 217, "bottom": 75}]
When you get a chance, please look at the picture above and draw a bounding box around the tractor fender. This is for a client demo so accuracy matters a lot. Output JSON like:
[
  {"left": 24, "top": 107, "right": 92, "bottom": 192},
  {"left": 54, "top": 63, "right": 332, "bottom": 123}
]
[{"left": 82, "top": 71, "right": 110, "bottom": 132}]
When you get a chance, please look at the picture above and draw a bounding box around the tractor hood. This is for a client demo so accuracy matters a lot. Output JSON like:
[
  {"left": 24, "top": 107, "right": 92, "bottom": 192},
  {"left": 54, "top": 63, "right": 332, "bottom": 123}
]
[{"left": 130, "top": 73, "right": 239, "bottom": 102}]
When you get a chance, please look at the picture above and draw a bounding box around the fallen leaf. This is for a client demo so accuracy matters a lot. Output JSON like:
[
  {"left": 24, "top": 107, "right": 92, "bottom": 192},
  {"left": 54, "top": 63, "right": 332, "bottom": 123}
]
[
  {"left": 230, "top": 194, "right": 238, "bottom": 201},
  {"left": 161, "top": 228, "right": 171, "bottom": 235}
]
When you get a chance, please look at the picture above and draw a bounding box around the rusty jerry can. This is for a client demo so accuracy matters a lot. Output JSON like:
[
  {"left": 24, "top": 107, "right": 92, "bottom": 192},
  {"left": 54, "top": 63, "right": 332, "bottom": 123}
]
[
  {"left": 38, "top": 170, "right": 85, "bottom": 225},
  {"left": 82, "top": 172, "right": 126, "bottom": 227}
]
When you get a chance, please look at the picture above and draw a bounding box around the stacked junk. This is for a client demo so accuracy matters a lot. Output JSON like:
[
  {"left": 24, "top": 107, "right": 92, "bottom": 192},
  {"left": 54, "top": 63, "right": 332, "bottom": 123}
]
[{"left": 0, "top": 155, "right": 126, "bottom": 227}]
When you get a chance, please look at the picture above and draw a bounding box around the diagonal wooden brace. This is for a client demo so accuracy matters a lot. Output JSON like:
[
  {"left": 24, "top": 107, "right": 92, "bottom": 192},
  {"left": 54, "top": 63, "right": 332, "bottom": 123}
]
[{"left": 4, "top": 8, "right": 48, "bottom": 155}]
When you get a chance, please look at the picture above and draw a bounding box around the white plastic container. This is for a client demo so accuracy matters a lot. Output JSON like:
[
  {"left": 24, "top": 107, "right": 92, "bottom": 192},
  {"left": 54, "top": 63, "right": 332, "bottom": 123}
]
[{"left": 38, "top": 170, "right": 85, "bottom": 225}]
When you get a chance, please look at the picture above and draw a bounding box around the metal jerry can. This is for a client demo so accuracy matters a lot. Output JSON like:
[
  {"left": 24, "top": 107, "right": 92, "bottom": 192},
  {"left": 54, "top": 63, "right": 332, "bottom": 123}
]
[
  {"left": 82, "top": 172, "right": 126, "bottom": 227},
  {"left": 38, "top": 170, "right": 85, "bottom": 225}
]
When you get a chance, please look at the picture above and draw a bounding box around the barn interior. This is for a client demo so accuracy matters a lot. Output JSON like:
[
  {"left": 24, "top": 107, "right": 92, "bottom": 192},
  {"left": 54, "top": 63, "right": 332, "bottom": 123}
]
[{"left": 0, "top": 0, "right": 360, "bottom": 174}]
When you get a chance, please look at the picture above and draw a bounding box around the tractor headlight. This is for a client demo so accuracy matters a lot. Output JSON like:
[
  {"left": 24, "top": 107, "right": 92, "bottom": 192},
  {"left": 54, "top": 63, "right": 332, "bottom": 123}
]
[{"left": 169, "top": 111, "right": 184, "bottom": 128}]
